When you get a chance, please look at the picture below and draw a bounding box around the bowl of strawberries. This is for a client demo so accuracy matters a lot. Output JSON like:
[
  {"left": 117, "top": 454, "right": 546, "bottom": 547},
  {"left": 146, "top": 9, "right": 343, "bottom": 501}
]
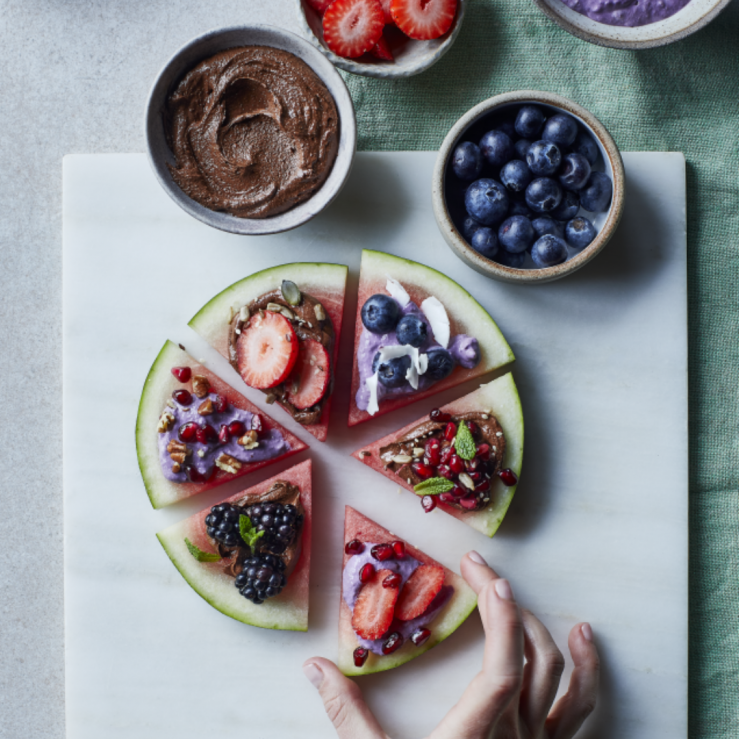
[{"left": 295, "top": 0, "right": 466, "bottom": 77}]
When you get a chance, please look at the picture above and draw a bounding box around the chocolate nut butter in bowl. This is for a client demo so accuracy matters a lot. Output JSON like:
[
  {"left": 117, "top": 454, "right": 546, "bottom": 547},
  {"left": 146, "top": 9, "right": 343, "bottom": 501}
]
[{"left": 145, "top": 25, "right": 356, "bottom": 235}]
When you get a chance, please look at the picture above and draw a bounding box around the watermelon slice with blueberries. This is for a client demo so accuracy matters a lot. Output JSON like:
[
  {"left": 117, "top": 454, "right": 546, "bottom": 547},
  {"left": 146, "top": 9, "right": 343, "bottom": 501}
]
[
  {"left": 352, "top": 372, "right": 523, "bottom": 537},
  {"left": 350, "top": 250, "right": 514, "bottom": 427},
  {"left": 157, "top": 460, "right": 312, "bottom": 631},
  {"left": 189, "top": 263, "right": 347, "bottom": 442},
  {"left": 339, "top": 506, "right": 477, "bottom": 675},
  {"left": 136, "top": 340, "right": 307, "bottom": 509}
]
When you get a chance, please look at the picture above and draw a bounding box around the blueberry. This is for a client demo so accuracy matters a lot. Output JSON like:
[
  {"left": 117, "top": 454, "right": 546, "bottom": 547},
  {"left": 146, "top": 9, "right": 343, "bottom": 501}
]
[
  {"left": 479, "top": 130, "right": 514, "bottom": 168},
  {"left": 531, "top": 234, "right": 569, "bottom": 268},
  {"left": 376, "top": 354, "right": 411, "bottom": 388},
  {"left": 361, "top": 295, "right": 401, "bottom": 334},
  {"left": 572, "top": 130, "right": 600, "bottom": 166},
  {"left": 531, "top": 216, "right": 564, "bottom": 240},
  {"left": 559, "top": 152, "right": 591, "bottom": 191},
  {"left": 465, "top": 179, "right": 510, "bottom": 226},
  {"left": 462, "top": 216, "right": 481, "bottom": 240},
  {"left": 515, "top": 105, "right": 546, "bottom": 139},
  {"left": 470, "top": 227, "right": 498, "bottom": 258},
  {"left": 500, "top": 160, "right": 532, "bottom": 194},
  {"left": 451, "top": 141, "right": 483, "bottom": 181},
  {"left": 542, "top": 114, "right": 578, "bottom": 147},
  {"left": 495, "top": 120, "right": 517, "bottom": 140},
  {"left": 580, "top": 172, "right": 612, "bottom": 212},
  {"left": 509, "top": 199, "right": 533, "bottom": 218},
  {"left": 498, "top": 215, "right": 535, "bottom": 254},
  {"left": 526, "top": 140, "right": 562, "bottom": 177},
  {"left": 495, "top": 250, "right": 526, "bottom": 268},
  {"left": 551, "top": 189, "right": 580, "bottom": 221},
  {"left": 525, "top": 178, "right": 563, "bottom": 214},
  {"left": 514, "top": 138, "right": 532, "bottom": 160},
  {"left": 425, "top": 347, "right": 455, "bottom": 381},
  {"left": 396, "top": 315, "right": 428, "bottom": 348},
  {"left": 565, "top": 216, "right": 598, "bottom": 250}
]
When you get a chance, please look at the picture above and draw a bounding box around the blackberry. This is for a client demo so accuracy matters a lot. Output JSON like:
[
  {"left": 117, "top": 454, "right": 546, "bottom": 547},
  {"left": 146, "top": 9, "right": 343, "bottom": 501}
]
[
  {"left": 235, "top": 553, "right": 287, "bottom": 604},
  {"left": 243, "top": 502, "right": 303, "bottom": 555},
  {"left": 204, "top": 503, "right": 244, "bottom": 548}
]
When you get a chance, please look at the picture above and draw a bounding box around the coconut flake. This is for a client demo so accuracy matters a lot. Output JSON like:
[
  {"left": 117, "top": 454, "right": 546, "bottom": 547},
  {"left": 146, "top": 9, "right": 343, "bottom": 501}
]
[
  {"left": 366, "top": 372, "right": 380, "bottom": 416},
  {"left": 386, "top": 276, "right": 410, "bottom": 307},
  {"left": 421, "top": 296, "right": 450, "bottom": 349}
]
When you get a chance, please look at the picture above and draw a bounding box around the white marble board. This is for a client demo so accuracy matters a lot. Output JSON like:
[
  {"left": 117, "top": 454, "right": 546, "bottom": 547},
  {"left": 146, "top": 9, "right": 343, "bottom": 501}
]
[{"left": 63, "top": 152, "right": 687, "bottom": 739}]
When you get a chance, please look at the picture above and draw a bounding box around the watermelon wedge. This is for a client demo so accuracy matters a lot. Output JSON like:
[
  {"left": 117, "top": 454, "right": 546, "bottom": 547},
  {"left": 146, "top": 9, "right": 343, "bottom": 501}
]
[
  {"left": 351, "top": 373, "right": 523, "bottom": 537},
  {"left": 136, "top": 340, "right": 307, "bottom": 509},
  {"left": 349, "top": 250, "right": 514, "bottom": 426},
  {"left": 157, "top": 460, "right": 312, "bottom": 631},
  {"left": 189, "top": 263, "right": 348, "bottom": 442},
  {"left": 339, "top": 506, "right": 477, "bottom": 675}
]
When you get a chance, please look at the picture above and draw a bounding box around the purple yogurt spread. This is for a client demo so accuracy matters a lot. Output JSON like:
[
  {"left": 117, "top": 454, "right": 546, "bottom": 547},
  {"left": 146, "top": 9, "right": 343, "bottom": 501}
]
[
  {"left": 342, "top": 544, "right": 454, "bottom": 656},
  {"left": 559, "top": 0, "right": 691, "bottom": 26},
  {"left": 158, "top": 392, "right": 290, "bottom": 482}
]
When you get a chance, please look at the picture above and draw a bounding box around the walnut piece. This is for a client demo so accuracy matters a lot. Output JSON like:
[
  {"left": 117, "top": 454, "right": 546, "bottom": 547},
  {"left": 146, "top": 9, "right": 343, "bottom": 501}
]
[
  {"left": 192, "top": 374, "right": 211, "bottom": 398},
  {"left": 238, "top": 430, "right": 259, "bottom": 450},
  {"left": 167, "top": 439, "right": 190, "bottom": 465},
  {"left": 198, "top": 399, "right": 214, "bottom": 416},
  {"left": 215, "top": 453, "right": 242, "bottom": 474},
  {"left": 157, "top": 410, "right": 175, "bottom": 434}
]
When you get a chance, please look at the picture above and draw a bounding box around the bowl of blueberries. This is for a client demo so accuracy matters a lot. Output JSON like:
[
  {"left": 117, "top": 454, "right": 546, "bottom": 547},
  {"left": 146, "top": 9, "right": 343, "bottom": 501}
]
[{"left": 432, "top": 90, "right": 625, "bottom": 284}]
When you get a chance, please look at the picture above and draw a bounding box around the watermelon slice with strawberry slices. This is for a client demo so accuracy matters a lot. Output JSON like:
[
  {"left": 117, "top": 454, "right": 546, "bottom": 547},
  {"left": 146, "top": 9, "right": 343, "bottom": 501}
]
[
  {"left": 189, "top": 263, "right": 347, "bottom": 442},
  {"left": 339, "top": 506, "right": 476, "bottom": 675},
  {"left": 352, "top": 373, "right": 523, "bottom": 537},
  {"left": 157, "top": 460, "right": 312, "bottom": 631},
  {"left": 349, "top": 250, "right": 514, "bottom": 427},
  {"left": 136, "top": 341, "right": 307, "bottom": 509}
]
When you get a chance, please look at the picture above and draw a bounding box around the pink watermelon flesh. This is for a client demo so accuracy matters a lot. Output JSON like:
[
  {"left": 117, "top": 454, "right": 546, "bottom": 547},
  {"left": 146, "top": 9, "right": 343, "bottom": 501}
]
[{"left": 339, "top": 506, "right": 476, "bottom": 675}]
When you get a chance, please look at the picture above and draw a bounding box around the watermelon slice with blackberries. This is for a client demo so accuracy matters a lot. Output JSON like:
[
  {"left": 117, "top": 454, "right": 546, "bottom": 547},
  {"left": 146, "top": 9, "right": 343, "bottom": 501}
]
[
  {"left": 157, "top": 460, "right": 312, "bottom": 631},
  {"left": 339, "top": 506, "right": 477, "bottom": 675}
]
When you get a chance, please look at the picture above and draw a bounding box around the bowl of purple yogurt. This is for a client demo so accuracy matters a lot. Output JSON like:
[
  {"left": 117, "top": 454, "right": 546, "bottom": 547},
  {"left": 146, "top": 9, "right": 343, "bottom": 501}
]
[{"left": 532, "top": 0, "right": 732, "bottom": 48}]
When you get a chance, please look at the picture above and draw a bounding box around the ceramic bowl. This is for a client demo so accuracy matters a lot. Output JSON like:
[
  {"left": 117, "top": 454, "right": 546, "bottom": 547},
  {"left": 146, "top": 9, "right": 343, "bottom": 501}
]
[
  {"left": 295, "top": 0, "right": 466, "bottom": 78},
  {"left": 145, "top": 25, "right": 356, "bottom": 236},
  {"left": 532, "top": 0, "right": 732, "bottom": 48},
  {"left": 432, "top": 90, "right": 625, "bottom": 285}
]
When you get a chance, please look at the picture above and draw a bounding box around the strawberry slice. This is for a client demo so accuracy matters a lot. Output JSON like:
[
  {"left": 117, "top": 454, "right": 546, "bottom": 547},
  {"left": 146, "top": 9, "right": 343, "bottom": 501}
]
[
  {"left": 305, "top": 0, "right": 335, "bottom": 13},
  {"left": 352, "top": 568, "right": 400, "bottom": 640},
  {"left": 390, "top": 0, "right": 457, "bottom": 40},
  {"left": 395, "top": 564, "right": 445, "bottom": 621},
  {"left": 369, "top": 32, "right": 394, "bottom": 61},
  {"left": 378, "top": 0, "right": 394, "bottom": 24},
  {"left": 235, "top": 311, "right": 299, "bottom": 390},
  {"left": 285, "top": 339, "right": 331, "bottom": 410},
  {"left": 323, "top": 0, "right": 385, "bottom": 59}
]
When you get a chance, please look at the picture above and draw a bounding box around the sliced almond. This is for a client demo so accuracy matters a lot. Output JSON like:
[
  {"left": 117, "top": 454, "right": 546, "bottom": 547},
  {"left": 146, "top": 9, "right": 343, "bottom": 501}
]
[
  {"left": 459, "top": 472, "right": 475, "bottom": 490},
  {"left": 392, "top": 454, "right": 413, "bottom": 465}
]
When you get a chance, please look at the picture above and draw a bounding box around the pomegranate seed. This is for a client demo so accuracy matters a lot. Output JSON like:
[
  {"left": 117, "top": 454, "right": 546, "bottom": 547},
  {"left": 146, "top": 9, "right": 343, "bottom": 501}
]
[
  {"left": 437, "top": 464, "right": 453, "bottom": 479},
  {"left": 449, "top": 454, "right": 464, "bottom": 474},
  {"left": 444, "top": 422, "right": 457, "bottom": 441},
  {"left": 228, "top": 421, "right": 246, "bottom": 437},
  {"left": 476, "top": 443, "right": 491, "bottom": 461},
  {"left": 451, "top": 484, "right": 465, "bottom": 498},
  {"left": 439, "top": 492, "right": 456, "bottom": 505},
  {"left": 178, "top": 422, "right": 198, "bottom": 442},
  {"left": 392, "top": 540, "right": 405, "bottom": 558},
  {"left": 172, "top": 389, "right": 193, "bottom": 406},
  {"left": 251, "top": 414, "right": 263, "bottom": 433},
  {"left": 196, "top": 424, "right": 217, "bottom": 444},
  {"left": 213, "top": 394, "right": 228, "bottom": 413},
  {"left": 382, "top": 632, "right": 403, "bottom": 655},
  {"left": 424, "top": 438, "right": 441, "bottom": 466},
  {"left": 218, "top": 424, "right": 230, "bottom": 444},
  {"left": 371, "top": 543, "right": 393, "bottom": 561},
  {"left": 440, "top": 446, "right": 454, "bottom": 465},
  {"left": 467, "top": 421, "right": 478, "bottom": 436},
  {"left": 353, "top": 647, "right": 369, "bottom": 667},
  {"left": 359, "top": 563, "right": 375, "bottom": 583},
  {"left": 412, "top": 462, "right": 434, "bottom": 480},
  {"left": 410, "top": 627, "right": 431, "bottom": 646},
  {"left": 468, "top": 471, "right": 483, "bottom": 483},
  {"left": 465, "top": 457, "right": 479, "bottom": 472},
  {"left": 345, "top": 539, "right": 365, "bottom": 555},
  {"left": 421, "top": 495, "right": 437, "bottom": 513},
  {"left": 171, "top": 366, "right": 192, "bottom": 382},
  {"left": 499, "top": 468, "right": 518, "bottom": 486},
  {"left": 475, "top": 479, "right": 491, "bottom": 494},
  {"left": 460, "top": 494, "right": 479, "bottom": 510},
  {"left": 383, "top": 572, "right": 402, "bottom": 589},
  {"left": 185, "top": 464, "right": 215, "bottom": 483},
  {"left": 430, "top": 408, "right": 451, "bottom": 423}
]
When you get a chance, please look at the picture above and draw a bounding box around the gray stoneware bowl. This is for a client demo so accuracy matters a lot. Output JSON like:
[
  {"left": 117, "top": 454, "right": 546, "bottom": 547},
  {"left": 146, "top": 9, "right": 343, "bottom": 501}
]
[
  {"left": 533, "top": 0, "right": 732, "bottom": 48},
  {"left": 432, "top": 90, "right": 625, "bottom": 285},
  {"left": 145, "top": 25, "right": 356, "bottom": 236},
  {"left": 295, "top": 0, "right": 466, "bottom": 78}
]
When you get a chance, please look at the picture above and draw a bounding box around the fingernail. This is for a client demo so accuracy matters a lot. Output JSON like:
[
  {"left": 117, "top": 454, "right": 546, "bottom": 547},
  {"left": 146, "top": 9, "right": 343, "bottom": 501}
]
[
  {"left": 303, "top": 662, "right": 324, "bottom": 689},
  {"left": 468, "top": 550, "right": 487, "bottom": 565},
  {"left": 494, "top": 578, "right": 514, "bottom": 601},
  {"left": 581, "top": 623, "right": 593, "bottom": 642}
]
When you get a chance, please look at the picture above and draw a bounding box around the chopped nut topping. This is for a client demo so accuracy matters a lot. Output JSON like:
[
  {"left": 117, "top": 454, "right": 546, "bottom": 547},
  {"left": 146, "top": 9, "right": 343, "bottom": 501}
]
[
  {"left": 459, "top": 472, "right": 475, "bottom": 490},
  {"left": 157, "top": 411, "right": 175, "bottom": 433},
  {"left": 215, "top": 453, "right": 242, "bottom": 474},
  {"left": 192, "top": 375, "right": 210, "bottom": 398},
  {"left": 265, "top": 394, "right": 276, "bottom": 404},
  {"left": 166, "top": 399, "right": 175, "bottom": 409},
  {"left": 238, "top": 430, "right": 259, "bottom": 450},
  {"left": 197, "top": 449, "right": 206, "bottom": 458},
  {"left": 481, "top": 414, "right": 489, "bottom": 420},
  {"left": 314, "top": 303, "right": 326, "bottom": 321},
  {"left": 266, "top": 302, "right": 296, "bottom": 321},
  {"left": 392, "top": 454, "right": 413, "bottom": 464},
  {"left": 496, "top": 432, "right": 503, "bottom": 437},
  {"left": 412, "top": 447, "right": 424, "bottom": 458},
  {"left": 172, "top": 462, "right": 181, "bottom": 474},
  {"left": 169, "top": 452, "right": 187, "bottom": 464},
  {"left": 166, "top": 439, "right": 190, "bottom": 461},
  {"left": 239, "top": 305, "right": 250, "bottom": 323},
  {"left": 198, "top": 399, "right": 214, "bottom": 416}
]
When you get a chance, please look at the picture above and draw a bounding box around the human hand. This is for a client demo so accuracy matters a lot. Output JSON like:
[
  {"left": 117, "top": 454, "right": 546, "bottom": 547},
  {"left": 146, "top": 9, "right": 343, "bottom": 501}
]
[{"left": 302, "top": 550, "right": 599, "bottom": 739}]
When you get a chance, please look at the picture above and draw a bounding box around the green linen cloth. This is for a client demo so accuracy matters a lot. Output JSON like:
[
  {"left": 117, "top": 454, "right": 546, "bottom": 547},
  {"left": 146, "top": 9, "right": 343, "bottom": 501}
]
[{"left": 344, "top": 2, "right": 739, "bottom": 735}]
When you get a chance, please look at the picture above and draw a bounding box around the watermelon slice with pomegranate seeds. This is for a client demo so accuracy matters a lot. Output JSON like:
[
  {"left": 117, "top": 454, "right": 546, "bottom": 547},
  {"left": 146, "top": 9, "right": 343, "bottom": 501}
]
[
  {"left": 349, "top": 250, "right": 514, "bottom": 427},
  {"left": 136, "top": 341, "right": 307, "bottom": 509},
  {"left": 189, "top": 263, "right": 347, "bottom": 442},
  {"left": 339, "top": 507, "right": 477, "bottom": 676},
  {"left": 157, "top": 460, "right": 312, "bottom": 631},
  {"left": 352, "top": 373, "right": 524, "bottom": 537}
]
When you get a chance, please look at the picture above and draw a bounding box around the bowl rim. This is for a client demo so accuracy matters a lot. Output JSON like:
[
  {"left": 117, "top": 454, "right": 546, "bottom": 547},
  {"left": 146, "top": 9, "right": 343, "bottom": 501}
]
[
  {"left": 432, "top": 90, "right": 625, "bottom": 285},
  {"left": 144, "top": 24, "right": 356, "bottom": 236},
  {"left": 293, "top": 0, "right": 467, "bottom": 79}
]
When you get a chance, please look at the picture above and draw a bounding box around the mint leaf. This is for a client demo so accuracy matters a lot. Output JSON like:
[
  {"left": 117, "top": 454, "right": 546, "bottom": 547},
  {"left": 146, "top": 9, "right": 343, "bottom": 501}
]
[
  {"left": 239, "top": 514, "right": 265, "bottom": 550},
  {"left": 454, "top": 421, "right": 476, "bottom": 461},
  {"left": 413, "top": 477, "right": 455, "bottom": 496},
  {"left": 185, "top": 538, "right": 221, "bottom": 562}
]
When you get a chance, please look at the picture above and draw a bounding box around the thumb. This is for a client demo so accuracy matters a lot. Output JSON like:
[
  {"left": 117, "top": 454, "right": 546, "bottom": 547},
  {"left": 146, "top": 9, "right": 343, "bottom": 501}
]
[{"left": 303, "top": 657, "right": 388, "bottom": 739}]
